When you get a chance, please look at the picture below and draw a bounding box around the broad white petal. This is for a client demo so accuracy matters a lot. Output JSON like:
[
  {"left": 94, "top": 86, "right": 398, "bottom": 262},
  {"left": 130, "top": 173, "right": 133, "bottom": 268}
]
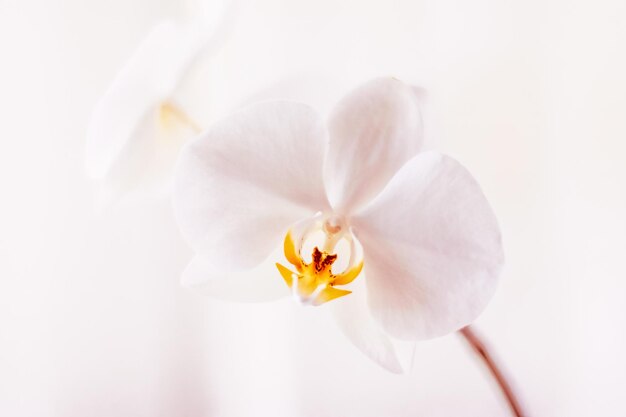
[
  {"left": 325, "top": 78, "right": 424, "bottom": 214},
  {"left": 86, "top": 20, "right": 213, "bottom": 180},
  {"left": 352, "top": 152, "right": 504, "bottom": 340},
  {"left": 330, "top": 279, "right": 403, "bottom": 373},
  {"left": 173, "top": 101, "right": 330, "bottom": 271},
  {"left": 182, "top": 253, "right": 289, "bottom": 302}
]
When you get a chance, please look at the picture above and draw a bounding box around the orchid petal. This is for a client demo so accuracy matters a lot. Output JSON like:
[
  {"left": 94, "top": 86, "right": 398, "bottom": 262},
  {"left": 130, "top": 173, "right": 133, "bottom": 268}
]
[
  {"left": 182, "top": 254, "right": 289, "bottom": 302},
  {"left": 173, "top": 101, "right": 330, "bottom": 271},
  {"left": 85, "top": 20, "right": 212, "bottom": 180},
  {"left": 352, "top": 152, "right": 504, "bottom": 340},
  {"left": 325, "top": 78, "right": 424, "bottom": 214},
  {"left": 330, "top": 280, "right": 403, "bottom": 373}
]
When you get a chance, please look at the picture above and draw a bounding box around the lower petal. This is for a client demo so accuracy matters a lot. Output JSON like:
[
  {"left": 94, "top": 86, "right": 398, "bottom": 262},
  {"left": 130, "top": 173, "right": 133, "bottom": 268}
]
[
  {"left": 182, "top": 253, "right": 290, "bottom": 302},
  {"left": 330, "top": 279, "right": 403, "bottom": 373}
]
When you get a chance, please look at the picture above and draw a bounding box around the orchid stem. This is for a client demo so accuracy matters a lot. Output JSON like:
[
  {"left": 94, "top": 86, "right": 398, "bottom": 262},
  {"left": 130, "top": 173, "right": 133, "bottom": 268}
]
[{"left": 459, "top": 325, "right": 527, "bottom": 417}]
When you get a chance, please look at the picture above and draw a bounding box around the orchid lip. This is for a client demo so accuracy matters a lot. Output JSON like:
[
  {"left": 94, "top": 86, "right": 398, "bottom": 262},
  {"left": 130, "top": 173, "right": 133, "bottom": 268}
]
[{"left": 275, "top": 215, "right": 364, "bottom": 306}]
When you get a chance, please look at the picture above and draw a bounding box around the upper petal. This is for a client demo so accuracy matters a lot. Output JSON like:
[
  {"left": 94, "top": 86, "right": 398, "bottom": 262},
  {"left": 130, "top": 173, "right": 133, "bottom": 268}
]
[
  {"left": 324, "top": 78, "right": 424, "bottom": 214},
  {"left": 85, "top": 20, "right": 213, "bottom": 179},
  {"left": 352, "top": 152, "right": 504, "bottom": 340},
  {"left": 173, "top": 101, "right": 330, "bottom": 271}
]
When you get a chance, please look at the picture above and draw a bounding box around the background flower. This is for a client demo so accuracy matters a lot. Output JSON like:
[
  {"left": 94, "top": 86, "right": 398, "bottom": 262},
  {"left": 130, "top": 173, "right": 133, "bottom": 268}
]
[{"left": 85, "top": 2, "right": 235, "bottom": 208}]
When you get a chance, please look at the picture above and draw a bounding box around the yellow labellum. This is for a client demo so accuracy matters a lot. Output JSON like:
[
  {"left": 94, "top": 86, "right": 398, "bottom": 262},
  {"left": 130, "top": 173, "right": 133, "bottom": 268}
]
[{"left": 276, "top": 231, "right": 363, "bottom": 306}]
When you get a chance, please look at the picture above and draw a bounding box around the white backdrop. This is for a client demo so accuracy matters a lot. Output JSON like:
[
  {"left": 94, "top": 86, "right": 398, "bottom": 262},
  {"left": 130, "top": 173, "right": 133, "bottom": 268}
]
[{"left": 1, "top": 0, "right": 625, "bottom": 416}]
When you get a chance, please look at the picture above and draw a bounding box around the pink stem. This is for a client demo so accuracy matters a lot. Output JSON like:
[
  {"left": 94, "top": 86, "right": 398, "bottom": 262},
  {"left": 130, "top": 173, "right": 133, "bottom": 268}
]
[{"left": 459, "top": 325, "right": 527, "bottom": 417}]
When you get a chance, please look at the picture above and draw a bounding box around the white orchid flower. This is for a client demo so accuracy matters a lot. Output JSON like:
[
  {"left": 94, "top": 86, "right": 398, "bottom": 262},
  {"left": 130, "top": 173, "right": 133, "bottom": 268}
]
[
  {"left": 173, "top": 78, "right": 504, "bottom": 373},
  {"left": 85, "top": 6, "right": 234, "bottom": 207}
]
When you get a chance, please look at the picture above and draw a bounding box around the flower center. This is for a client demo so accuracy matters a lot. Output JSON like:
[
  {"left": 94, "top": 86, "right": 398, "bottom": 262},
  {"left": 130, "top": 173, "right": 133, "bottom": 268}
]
[
  {"left": 158, "top": 102, "right": 202, "bottom": 134},
  {"left": 275, "top": 215, "right": 363, "bottom": 306}
]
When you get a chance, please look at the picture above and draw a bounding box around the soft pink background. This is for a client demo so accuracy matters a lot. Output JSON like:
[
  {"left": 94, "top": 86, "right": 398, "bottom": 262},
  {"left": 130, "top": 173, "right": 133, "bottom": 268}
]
[{"left": 1, "top": 0, "right": 625, "bottom": 415}]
